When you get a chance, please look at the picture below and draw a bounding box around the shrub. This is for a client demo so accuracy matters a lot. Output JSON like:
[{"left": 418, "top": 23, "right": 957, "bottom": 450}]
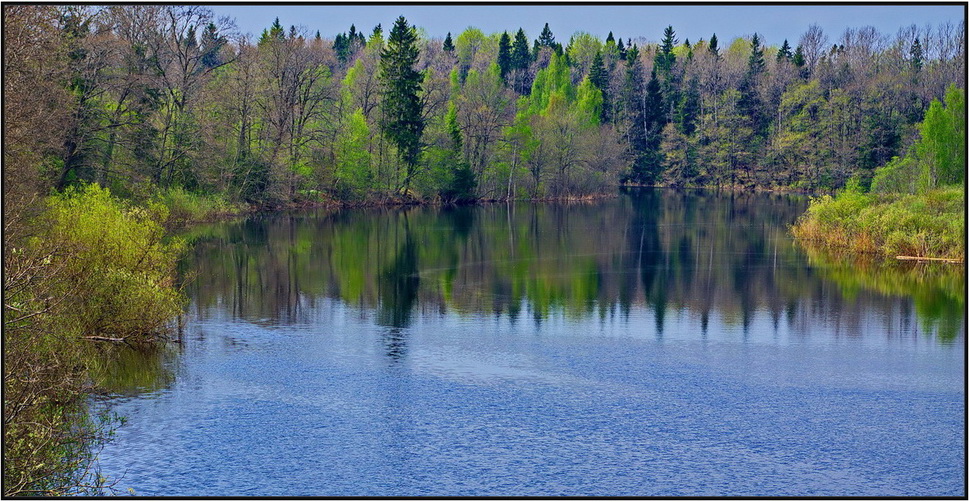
[{"left": 3, "top": 183, "right": 184, "bottom": 496}]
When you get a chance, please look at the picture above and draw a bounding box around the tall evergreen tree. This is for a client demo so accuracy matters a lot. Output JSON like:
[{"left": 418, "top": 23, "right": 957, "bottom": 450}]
[
  {"left": 511, "top": 29, "right": 531, "bottom": 69},
  {"left": 910, "top": 37, "right": 924, "bottom": 72},
  {"left": 654, "top": 26, "right": 679, "bottom": 122},
  {"left": 606, "top": 32, "right": 615, "bottom": 45},
  {"left": 747, "top": 33, "right": 766, "bottom": 75},
  {"left": 497, "top": 31, "right": 512, "bottom": 82},
  {"left": 708, "top": 33, "right": 719, "bottom": 57},
  {"left": 676, "top": 76, "right": 700, "bottom": 135},
  {"left": 379, "top": 16, "right": 425, "bottom": 192},
  {"left": 777, "top": 39, "right": 792, "bottom": 62},
  {"left": 617, "top": 38, "right": 626, "bottom": 59},
  {"left": 538, "top": 22, "right": 555, "bottom": 47},
  {"left": 443, "top": 32, "right": 454, "bottom": 52},
  {"left": 589, "top": 51, "right": 609, "bottom": 121}
]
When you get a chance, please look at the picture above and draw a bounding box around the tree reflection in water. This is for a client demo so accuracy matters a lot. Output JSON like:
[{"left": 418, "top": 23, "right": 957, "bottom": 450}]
[{"left": 177, "top": 188, "right": 963, "bottom": 345}]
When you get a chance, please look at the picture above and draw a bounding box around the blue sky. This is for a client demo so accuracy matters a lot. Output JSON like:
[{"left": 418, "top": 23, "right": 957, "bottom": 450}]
[{"left": 209, "top": 3, "right": 965, "bottom": 47}]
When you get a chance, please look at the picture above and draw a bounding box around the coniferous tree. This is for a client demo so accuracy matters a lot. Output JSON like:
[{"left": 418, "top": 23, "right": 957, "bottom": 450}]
[
  {"left": 676, "top": 76, "right": 700, "bottom": 135},
  {"left": 511, "top": 29, "right": 531, "bottom": 69},
  {"left": 910, "top": 37, "right": 924, "bottom": 72},
  {"left": 747, "top": 33, "right": 766, "bottom": 75},
  {"left": 538, "top": 23, "right": 555, "bottom": 47},
  {"left": 654, "top": 26, "right": 679, "bottom": 122},
  {"left": 589, "top": 51, "right": 609, "bottom": 121},
  {"left": 379, "top": 16, "right": 425, "bottom": 192},
  {"left": 708, "top": 33, "right": 720, "bottom": 57},
  {"left": 497, "top": 31, "right": 512, "bottom": 82},
  {"left": 617, "top": 38, "right": 626, "bottom": 59},
  {"left": 777, "top": 39, "right": 792, "bottom": 62},
  {"left": 259, "top": 17, "right": 285, "bottom": 45},
  {"left": 443, "top": 32, "right": 454, "bottom": 52},
  {"left": 606, "top": 32, "right": 615, "bottom": 44},
  {"left": 199, "top": 23, "right": 226, "bottom": 68}
]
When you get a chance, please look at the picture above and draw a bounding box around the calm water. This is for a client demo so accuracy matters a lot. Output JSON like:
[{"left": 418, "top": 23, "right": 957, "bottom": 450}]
[{"left": 94, "top": 188, "right": 965, "bottom": 497}]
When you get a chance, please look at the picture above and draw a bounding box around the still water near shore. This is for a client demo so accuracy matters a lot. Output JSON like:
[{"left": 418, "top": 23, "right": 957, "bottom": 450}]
[{"left": 94, "top": 188, "right": 965, "bottom": 497}]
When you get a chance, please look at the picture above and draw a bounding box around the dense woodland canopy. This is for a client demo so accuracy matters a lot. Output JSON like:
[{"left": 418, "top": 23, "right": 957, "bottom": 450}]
[{"left": 4, "top": 5, "right": 966, "bottom": 210}]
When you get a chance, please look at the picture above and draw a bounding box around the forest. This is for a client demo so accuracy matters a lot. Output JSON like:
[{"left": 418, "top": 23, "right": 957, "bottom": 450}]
[
  {"left": 2, "top": 4, "right": 966, "bottom": 496},
  {"left": 4, "top": 5, "right": 966, "bottom": 211}
]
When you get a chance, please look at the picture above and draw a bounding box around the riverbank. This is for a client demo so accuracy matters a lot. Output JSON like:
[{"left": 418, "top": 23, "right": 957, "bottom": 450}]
[{"left": 791, "top": 186, "right": 965, "bottom": 263}]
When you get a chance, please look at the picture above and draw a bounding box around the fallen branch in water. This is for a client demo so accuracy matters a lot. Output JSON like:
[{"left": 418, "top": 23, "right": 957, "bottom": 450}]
[
  {"left": 896, "top": 255, "right": 963, "bottom": 264},
  {"left": 81, "top": 336, "right": 128, "bottom": 343}
]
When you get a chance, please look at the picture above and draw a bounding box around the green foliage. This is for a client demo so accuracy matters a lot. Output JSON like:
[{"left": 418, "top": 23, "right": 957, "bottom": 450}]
[
  {"left": 795, "top": 186, "right": 965, "bottom": 260},
  {"left": 156, "top": 186, "right": 242, "bottom": 227},
  {"left": 4, "top": 183, "right": 184, "bottom": 496},
  {"left": 872, "top": 86, "right": 966, "bottom": 194},
  {"left": 41, "top": 184, "right": 185, "bottom": 340},
  {"left": 335, "top": 109, "right": 374, "bottom": 200}
]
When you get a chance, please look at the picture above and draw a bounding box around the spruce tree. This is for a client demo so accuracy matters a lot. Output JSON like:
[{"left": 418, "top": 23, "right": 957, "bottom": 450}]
[
  {"left": 538, "top": 23, "right": 555, "bottom": 47},
  {"left": 617, "top": 38, "right": 626, "bottom": 59},
  {"left": 655, "top": 25, "right": 677, "bottom": 76},
  {"left": 676, "top": 76, "right": 700, "bottom": 135},
  {"left": 708, "top": 33, "right": 719, "bottom": 57},
  {"left": 443, "top": 32, "right": 454, "bottom": 52},
  {"left": 747, "top": 33, "right": 765, "bottom": 75},
  {"left": 777, "top": 39, "right": 792, "bottom": 62},
  {"left": 512, "top": 29, "right": 531, "bottom": 69},
  {"left": 497, "top": 31, "right": 512, "bottom": 82},
  {"left": 910, "top": 37, "right": 923, "bottom": 72},
  {"left": 379, "top": 16, "right": 425, "bottom": 192},
  {"left": 654, "top": 26, "right": 679, "bottom": 123},
  {"left": 606, "top": 31, "right": 615, "bottom": 45},
  {"left": 589, "top": 51, "right": 609, "bottom": 121}
]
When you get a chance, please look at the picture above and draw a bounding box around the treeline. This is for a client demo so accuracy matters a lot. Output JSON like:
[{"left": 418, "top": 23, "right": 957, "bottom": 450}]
[{"left": 4, "top": 5, "right": 966, "bottom": 210}]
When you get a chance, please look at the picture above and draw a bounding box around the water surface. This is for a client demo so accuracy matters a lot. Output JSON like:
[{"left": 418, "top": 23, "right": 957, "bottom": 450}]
[{"left": 95, "top": 189, "right": 965, "bottom": 497}]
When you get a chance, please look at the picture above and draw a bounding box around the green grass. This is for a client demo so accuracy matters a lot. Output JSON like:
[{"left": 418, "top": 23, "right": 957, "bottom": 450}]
[
  {"left": 156, "top": 187, "right": 247, "bottom": 228},
  {"left": 792, "top": 186, "right": 965, "bottom": 261}
]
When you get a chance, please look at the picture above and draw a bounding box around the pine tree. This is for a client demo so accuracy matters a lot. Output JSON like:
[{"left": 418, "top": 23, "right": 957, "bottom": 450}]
[
  {"left": 379, "top": 16, "right": 425, "bottom": 192},
  {"left": 792, "top": 45, "right": 805, "bottom": 67},
  {"left": 443, "top": 32, "right": 454, "bottom": 52},
  {"left": 655, "top": 26, "right": 677, "bottom": 76},
  {"left": 497, "top": 31, "right": 512, "bottom": 82},
  {"left": 606, "top": 31, "right": 615, "bottom": 45},
  {"left": 617, "top": 38, "right": 626, "bottom": 59},
  {"left": 200, "top": 23, "right": 226, "bottom": 69}
]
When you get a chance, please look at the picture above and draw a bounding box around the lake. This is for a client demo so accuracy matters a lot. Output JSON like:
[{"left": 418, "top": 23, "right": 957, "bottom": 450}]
[{"left": 93, "top": 188, "right": 965, "bottom": 497}]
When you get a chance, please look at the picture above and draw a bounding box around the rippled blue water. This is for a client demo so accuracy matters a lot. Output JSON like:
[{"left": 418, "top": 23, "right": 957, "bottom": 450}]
[{"left": 94, "top": 190, "right": 965, "bottom": 497}]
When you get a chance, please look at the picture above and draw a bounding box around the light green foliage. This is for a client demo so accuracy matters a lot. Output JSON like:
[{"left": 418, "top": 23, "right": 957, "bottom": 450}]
[
  {"left": 574, "top": 76, "right": 603, "bottom": 127},
  {"left": 872, "top": 86, "right": 966, "bottom": 194},
  {"left": 4, "top": 183, "right": 185, "bottom": 496},
  {"left": 797, "top": 187, "right": 964, "bottom": 260},
  {"left": 566, "top": 32, "right": 602, "bottom": 74},
  {"left": 157, "top": 186, "right": 242, "bottom": 226},
  {"left": 335, "top": 109, "right": 374, "bottom": 199},
  {"left": 527, "top": 52, "right": 574, "bottom": 116},
  {"left": 41, "top": 184, "right": 184, "bottom": 340},
  {"left": 455, "top": 27, "right": 496, "bottom": 71}
]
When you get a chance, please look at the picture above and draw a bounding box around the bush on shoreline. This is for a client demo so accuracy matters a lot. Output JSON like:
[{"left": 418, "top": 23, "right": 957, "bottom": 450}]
[
  {"left": 3, "top": 184, "right": 183, "bottom": 496},
  {"left": 792, "top": 186, "right": 965, "bottom": 261}
]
